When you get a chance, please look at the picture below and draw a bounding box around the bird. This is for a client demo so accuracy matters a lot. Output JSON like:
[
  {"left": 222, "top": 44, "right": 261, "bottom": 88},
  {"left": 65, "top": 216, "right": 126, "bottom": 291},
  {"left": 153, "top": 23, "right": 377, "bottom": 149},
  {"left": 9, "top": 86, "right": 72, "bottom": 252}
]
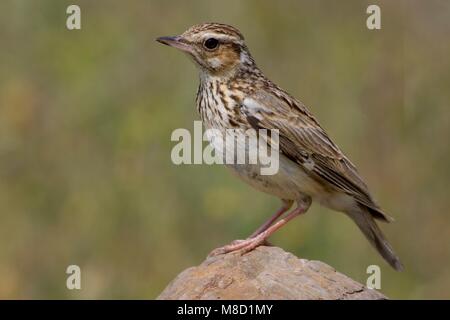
[{"left": 157, "top": 23, "right": 403, "bottom": 271}]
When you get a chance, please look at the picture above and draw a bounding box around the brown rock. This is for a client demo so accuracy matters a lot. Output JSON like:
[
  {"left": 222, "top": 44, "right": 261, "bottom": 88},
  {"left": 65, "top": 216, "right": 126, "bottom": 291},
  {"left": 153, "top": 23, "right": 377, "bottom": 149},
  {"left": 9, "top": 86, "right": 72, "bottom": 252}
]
[{"left": 158, "top": 246, "right": 386, "bottom": 300}]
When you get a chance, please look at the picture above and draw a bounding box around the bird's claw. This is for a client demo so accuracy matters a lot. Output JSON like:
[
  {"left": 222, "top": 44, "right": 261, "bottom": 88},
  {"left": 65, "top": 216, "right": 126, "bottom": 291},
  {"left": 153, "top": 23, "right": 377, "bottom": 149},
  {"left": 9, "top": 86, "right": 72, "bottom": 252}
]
[{"left": 208, "top": 234, "right": 270, "bottom": 257}]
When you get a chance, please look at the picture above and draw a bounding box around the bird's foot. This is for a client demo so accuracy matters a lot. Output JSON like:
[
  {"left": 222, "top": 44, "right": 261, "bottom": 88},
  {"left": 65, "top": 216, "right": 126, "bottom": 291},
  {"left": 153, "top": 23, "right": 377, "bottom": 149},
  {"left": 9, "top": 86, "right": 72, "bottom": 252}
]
[{"left": 208, "top": 233, "right": 271, "bottom": 257}]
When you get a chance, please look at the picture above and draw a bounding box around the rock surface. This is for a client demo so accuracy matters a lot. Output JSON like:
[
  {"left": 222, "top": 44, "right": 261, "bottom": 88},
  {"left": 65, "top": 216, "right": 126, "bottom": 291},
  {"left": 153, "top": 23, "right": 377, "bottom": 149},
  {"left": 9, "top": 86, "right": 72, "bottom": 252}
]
[{"left": 158, "top": 246, "right": 386, "bottom": 300}]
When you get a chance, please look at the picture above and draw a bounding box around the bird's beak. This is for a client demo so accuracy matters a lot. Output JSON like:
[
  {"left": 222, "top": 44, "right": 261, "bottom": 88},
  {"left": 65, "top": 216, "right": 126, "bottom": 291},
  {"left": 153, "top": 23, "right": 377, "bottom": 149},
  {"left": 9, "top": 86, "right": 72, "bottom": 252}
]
[{"left": 156, "top": 36, "right": 193, "bottom": 53}]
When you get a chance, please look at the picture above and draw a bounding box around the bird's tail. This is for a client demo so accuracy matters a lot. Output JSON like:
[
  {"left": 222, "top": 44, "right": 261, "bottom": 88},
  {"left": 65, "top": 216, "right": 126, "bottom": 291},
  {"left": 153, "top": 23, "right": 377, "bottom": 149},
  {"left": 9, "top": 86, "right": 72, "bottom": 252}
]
[{"left": 347, "top": 206, "right": 404, "bottom": 271}]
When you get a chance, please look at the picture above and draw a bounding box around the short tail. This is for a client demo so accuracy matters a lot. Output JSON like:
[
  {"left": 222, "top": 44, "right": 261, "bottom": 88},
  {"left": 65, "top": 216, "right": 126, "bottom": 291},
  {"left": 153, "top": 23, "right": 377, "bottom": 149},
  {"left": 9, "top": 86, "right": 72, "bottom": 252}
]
[{"left": 348, "top": 206, "right": 404, "bottom": 271}]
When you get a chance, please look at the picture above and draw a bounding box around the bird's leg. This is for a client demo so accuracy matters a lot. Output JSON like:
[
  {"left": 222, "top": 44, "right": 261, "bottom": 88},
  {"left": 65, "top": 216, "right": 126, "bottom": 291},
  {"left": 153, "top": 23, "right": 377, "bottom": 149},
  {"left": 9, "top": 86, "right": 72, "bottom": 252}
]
[
  {"left": 249, "top": 199, "right": 293, "bottom": 238},
  {"left": 213, "top": 200, "right": 293, "bottom": 250},
  {"left": 210, "top": 196, "right": 311, "bottom": 256}
]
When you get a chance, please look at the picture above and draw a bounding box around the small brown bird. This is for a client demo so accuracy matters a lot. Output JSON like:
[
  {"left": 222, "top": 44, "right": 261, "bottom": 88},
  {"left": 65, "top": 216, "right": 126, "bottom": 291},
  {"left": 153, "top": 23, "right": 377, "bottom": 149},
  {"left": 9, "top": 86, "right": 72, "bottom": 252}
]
[{"left": 157, "top": 23, "right": 403, "bottom": 271}]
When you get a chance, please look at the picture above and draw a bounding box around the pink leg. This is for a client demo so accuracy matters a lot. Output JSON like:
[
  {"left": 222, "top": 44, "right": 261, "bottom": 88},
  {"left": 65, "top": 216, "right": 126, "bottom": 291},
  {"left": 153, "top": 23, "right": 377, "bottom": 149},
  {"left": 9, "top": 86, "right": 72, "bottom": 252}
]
[
  {"left": 249, "top": 199, "right": 293, "bottom": 238},
  {"left": 210, "top": 197, "right": 311, "bottom": 256}
]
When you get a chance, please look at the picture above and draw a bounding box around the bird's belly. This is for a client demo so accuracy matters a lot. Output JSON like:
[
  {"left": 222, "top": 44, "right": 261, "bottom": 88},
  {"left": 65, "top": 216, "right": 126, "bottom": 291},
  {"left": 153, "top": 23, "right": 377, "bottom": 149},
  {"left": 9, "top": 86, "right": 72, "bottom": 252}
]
[
  {"left": 203, "top": 122, "right": 325, "bottom": 201},
  {"left": 228, "top": 158, "right": 357, "bottom": 213},
  {"left": 225, "top": 154, "right": 324, "bottom": 201}
]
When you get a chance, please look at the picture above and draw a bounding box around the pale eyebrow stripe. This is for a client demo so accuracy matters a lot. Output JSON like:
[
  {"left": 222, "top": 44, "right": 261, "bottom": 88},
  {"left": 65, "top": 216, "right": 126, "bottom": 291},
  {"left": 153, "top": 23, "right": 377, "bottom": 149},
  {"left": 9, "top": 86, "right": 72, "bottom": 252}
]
[{"left": 200, "top": 33, "right": 238, "bottom": 43}]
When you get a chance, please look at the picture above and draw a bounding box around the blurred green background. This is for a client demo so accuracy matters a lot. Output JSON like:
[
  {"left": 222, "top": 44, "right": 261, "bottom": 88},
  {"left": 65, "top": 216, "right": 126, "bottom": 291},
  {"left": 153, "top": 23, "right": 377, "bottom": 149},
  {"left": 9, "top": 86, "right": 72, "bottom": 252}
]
[{"left": 0, "top": 0, "right": 449, "bottom": 299}]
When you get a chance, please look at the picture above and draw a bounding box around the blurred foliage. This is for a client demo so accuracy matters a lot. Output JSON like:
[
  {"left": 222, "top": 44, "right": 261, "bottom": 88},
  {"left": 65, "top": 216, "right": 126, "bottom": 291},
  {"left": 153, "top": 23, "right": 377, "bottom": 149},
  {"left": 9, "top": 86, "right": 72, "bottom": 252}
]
[{"left": 0, "top": 0, "right": 449, "bottom": 299}]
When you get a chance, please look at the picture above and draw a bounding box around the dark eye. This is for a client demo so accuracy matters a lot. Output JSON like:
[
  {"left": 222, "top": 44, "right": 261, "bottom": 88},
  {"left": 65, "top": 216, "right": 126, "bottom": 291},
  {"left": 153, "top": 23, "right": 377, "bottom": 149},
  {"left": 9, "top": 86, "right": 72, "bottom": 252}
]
[{"left": 203, "top": 38, "right": 219, "bottom": 50}]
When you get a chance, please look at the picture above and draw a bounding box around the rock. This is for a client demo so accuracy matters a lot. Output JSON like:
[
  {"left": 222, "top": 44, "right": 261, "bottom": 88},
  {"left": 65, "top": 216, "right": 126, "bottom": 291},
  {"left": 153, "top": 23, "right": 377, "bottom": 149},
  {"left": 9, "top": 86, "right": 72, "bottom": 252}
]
[{"left": 158, "top": 246, "right": 386, "bottom": 300}]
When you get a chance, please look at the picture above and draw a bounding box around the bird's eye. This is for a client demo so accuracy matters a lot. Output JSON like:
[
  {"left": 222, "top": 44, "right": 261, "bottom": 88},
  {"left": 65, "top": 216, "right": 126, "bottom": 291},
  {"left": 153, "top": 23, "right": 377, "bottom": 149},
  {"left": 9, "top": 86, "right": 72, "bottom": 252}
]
[{"left": 203, "top": 38, "right": 219, "bottom": 50}]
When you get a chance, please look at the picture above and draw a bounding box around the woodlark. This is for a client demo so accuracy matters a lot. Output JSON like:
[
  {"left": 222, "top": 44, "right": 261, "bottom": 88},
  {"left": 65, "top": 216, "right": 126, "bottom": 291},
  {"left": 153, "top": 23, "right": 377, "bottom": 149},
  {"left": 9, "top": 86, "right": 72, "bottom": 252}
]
[{"left": 157, "top": 23, "right": 403, "bottom": 271}]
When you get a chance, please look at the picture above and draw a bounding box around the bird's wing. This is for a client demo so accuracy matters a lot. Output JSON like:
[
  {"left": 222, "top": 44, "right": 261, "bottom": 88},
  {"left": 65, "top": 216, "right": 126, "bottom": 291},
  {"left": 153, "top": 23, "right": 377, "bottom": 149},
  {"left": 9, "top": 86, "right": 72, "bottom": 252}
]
[{"left": 242, "top": 89, "right": 391, "bottom": 221}]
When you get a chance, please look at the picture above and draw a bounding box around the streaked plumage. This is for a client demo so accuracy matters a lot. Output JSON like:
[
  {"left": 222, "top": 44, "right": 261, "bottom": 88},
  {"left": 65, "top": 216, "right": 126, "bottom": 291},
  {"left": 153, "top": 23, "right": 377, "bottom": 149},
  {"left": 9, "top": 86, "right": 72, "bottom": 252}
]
[{"left": 157, "top": 23, "right": 403, "bottom": 271}]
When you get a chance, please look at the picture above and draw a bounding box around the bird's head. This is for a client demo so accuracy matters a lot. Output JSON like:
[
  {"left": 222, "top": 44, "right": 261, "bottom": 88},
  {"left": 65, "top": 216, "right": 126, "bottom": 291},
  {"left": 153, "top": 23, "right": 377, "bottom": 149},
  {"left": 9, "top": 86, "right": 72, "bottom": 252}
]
[{"left": 157, "top": 23, "right": 255, "bottom": 77}]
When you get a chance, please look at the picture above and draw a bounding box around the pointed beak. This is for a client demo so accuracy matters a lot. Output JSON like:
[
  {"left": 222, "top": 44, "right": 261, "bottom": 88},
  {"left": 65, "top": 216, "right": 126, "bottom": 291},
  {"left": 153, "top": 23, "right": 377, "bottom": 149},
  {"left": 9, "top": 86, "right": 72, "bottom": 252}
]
[{"left": 156, "top": 35, "right": 193, "bottom": 53}]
